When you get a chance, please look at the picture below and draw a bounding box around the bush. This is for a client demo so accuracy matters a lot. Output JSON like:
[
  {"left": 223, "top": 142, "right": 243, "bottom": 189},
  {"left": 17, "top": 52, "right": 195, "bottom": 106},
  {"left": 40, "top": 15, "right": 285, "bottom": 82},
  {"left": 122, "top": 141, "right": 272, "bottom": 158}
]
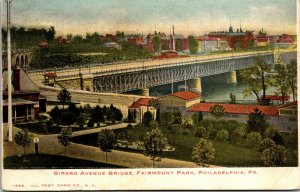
[
  {"left": 230, "top": 127, "right": 247, "bottom": 144},
  {"left": 173, "top": 112, "right": 182, "bottom": 124},
  {"left": 182, "top": 128, "right": 191, "bottom": 135},
  {"left": 160, "top": 112, "right": 174, "bottom": 125},
  {"left": 259, "top": 138, "right": 276, "bottom": 152},
  {"left": 262, "top": 145, "right": 287, "bottom": 167},
  {"left": 87, "top": 119, "right": 95, "bottom": 128},
  {"left": 246, "top": 132, "right": 262, "bottom": 147},
  {"left": 216, "top": 130, "right": 229, "bottom": 141},
  {"left": 194, "top": 127, "right": 206, "bottom": 138},
  {"left": 192, "top": 139, "right": 215, "bottom": 167}
]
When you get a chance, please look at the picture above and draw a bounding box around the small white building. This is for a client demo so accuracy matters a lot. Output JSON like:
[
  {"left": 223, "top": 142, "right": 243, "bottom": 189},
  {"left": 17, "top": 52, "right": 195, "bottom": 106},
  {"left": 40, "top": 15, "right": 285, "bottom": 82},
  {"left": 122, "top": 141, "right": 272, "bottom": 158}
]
[{"left": 159, "top": 91, "right": 200, "bottom": 116}]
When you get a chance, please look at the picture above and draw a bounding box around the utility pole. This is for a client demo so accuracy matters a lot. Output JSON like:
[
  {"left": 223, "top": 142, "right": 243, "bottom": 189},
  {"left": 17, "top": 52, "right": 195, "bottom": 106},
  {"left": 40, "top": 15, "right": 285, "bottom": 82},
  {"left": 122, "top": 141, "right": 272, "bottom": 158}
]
[
  {"left": 5, "top": 0, "right": 13, "bottom": 142},
  {"left": 0, "top": 0, "right": 3, "bottom": 131}
]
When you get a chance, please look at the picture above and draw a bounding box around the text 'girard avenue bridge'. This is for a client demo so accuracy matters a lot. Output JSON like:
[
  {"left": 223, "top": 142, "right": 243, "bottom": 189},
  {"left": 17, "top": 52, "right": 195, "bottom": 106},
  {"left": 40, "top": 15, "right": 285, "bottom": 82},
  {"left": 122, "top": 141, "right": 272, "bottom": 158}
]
[{"left": 28, "top": 51, "right": 278, "bottom": 96}]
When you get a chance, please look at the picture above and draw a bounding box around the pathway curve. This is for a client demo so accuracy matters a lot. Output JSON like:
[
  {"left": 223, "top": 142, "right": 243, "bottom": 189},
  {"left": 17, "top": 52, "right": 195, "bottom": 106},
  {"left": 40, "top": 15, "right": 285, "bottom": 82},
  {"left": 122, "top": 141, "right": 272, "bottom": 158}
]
[{"left": 3, "top": 123, "right": 219, "bottom": 168}]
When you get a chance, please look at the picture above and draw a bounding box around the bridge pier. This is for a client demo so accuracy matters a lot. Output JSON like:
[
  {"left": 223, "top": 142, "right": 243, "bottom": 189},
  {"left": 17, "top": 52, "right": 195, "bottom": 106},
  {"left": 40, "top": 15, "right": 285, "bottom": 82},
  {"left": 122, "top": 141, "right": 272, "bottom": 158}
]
[
  {"left": 187, "top": 78, "right": 202, "bottom": 93},
  {"left": 227, "top": 71, "right": 237, "bottom": 84},
  {"left": 140, "top": 88, "right": 150, "bottom": 97}
]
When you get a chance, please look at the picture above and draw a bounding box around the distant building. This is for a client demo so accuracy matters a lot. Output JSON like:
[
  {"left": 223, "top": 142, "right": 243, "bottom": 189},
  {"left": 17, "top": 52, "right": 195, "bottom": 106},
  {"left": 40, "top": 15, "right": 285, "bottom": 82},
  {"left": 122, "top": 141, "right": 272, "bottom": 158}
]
[
  {"left": 128, "top": 98, "right": 156, "bottom": 123},
  {"left": 275, "top": 34, "right": 294, "bottom": 48},
  {"left": 207, "top": 24, "right": 255, "bottom": 50},
  {"left": 127, "top": 34, "right": 144, "bottom": 46},
  {"left": 103, "top": 42, "right": 121, "bottom": 49}
]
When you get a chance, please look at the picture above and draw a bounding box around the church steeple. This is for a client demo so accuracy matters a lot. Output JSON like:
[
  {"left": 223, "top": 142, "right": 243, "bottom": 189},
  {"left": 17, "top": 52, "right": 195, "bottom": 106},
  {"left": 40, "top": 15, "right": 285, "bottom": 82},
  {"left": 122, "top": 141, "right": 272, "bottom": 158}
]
[{"left": 229, "top": 18, "right": 233, "bottom": 33}]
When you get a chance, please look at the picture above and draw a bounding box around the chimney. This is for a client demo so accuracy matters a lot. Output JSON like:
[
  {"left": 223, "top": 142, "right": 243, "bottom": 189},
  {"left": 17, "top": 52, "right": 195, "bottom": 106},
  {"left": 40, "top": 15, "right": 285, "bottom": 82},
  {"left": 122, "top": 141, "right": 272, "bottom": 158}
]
[{"left": 13, "top": 65, "right": 21, "bottom": 91}]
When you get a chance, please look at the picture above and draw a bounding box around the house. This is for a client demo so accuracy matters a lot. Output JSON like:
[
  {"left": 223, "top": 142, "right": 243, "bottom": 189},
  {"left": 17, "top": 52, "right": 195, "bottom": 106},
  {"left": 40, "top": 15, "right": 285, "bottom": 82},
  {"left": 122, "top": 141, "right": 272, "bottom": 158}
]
[
  {"left": 159, "top": 91, "right": 200, "bottom": 116},
  {"left": 2, "top": 65, "right": 47, "bottom": 122},
  {"left": 128, "top": 98, "right": 156, "bottom": 123},
  {"left": 187, "top": 102, "right": 297, "bottom": 132}
]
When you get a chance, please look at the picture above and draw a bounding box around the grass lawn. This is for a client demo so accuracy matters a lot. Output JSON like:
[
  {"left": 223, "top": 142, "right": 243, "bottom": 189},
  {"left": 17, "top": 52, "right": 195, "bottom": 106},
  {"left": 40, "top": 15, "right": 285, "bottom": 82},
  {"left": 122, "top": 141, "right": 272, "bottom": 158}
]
[
  {"left": 70, "top": 126, "right": 298, "bottom": 167},
  {"left": 4, "top": 154, "right": 125, "bottom": 169}
]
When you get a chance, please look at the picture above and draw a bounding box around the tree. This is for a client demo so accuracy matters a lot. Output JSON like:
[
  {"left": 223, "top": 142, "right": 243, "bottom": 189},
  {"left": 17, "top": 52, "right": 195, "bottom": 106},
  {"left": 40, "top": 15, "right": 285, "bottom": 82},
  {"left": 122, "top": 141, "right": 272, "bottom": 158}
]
[
  {"left": 229, "top": 93, "right": 236, "bottom": 104},
  {"left": 235, "top": 40, "right": 242, "bottom": 50},
  {"left": 50, "top": 106, "right": 62, "bottom": 124},
  {"left": 160, "top": 112, "right": 174, "bottom": 125},
  {"left": 57, "top": 88, "right": 71, "bottom": 109},
  {"left": 286, "top": 59, "right": 297, "bottom": 102},
  {"left": 210, "top": 105, "right": 225, "bottom": 119},
  {"left": 143, "top": 111, "right": 153, "bottom": 127},
  {"left": 247, "top": 108, "right": 268, "bottom": 133},
  {"left": 273, "top": 64, "right": 289, "bottom": 104},
  {"left": 98, "top": 129, "right": 117, "bottom": 164},
  {"left": 152, "top": 35, "right": 161, "bottom": 54},
  {"left": 262, "top": 145, "right": 287, "bottom": 167},
  {"left": 43, "top": 26, "right": 56, "bottom": 44},
  {"left": 191, "top": 112, "right": 203, "bottom": 125},
  {"left": 240, "top": 55, "right": 271, "bottom": 103},
  {"left": 187, "top": 35, "right": 198, "bottom": 54},
  {"left": 192, "top": 139, "right": 215, "bottom": 167},
  {"left": 149, "top": 99, "right": 160, "bottom": 121},
  {"left": 172, "top": 112, "right": 182, "bottom": 124},
  {"left": 57, "top": 127, "right": 72, "bottom": 156},
  {"left": 15, "top": 129, "right": 32, "bottom": 155},
  {"left": 143, "top": 128, "right": 169, "bottom": 168},
  {"left": 92, "top": 105, "right": 104, "bottom": 123}
]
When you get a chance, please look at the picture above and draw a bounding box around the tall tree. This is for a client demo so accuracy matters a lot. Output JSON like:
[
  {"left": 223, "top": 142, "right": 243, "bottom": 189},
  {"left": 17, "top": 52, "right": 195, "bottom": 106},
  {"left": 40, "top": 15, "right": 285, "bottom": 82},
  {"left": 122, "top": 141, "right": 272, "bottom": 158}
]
[
  {"left": 57, "top": 127, "right": 72, "bottom": 156},
  {"left": 98, "top": 129, "right": 117, "bottom": 164},
  {"left": 92, "top": 105, "right": 104, "bottom": 123},
  {"left": 143, "top": 128, "right": 169, "bottom": 168},
  {"left": 286, "top": 59, "right": 297, "bottom": 102},
  {"left": 273, "top": 64, "right": 289, "bottom": 104},
  {"left": 143, "top": 111, "right": 153, "bottom": 127},
  {"left": 57, "top": 88, "right": 72, "bottom": 109},
  {"left": 187, "top": 35, "right": 198, "bottom": 54},
  {"left": 240, "top": 55, "right": 271, "bottom": 103},
  {"left": 247, "top": 108, "right": 268, "bottom": 134}
]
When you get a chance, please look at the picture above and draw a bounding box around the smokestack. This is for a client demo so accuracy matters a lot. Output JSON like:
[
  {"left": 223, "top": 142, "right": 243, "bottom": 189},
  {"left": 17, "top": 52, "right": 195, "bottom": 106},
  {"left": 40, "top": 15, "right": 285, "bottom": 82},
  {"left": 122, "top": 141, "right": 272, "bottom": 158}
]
[
  {"left": 172, "top": 25, "right": 175, "bottom": 35},
  {"left": 13, "top": 65, "right": 20, "bottom": 91}
]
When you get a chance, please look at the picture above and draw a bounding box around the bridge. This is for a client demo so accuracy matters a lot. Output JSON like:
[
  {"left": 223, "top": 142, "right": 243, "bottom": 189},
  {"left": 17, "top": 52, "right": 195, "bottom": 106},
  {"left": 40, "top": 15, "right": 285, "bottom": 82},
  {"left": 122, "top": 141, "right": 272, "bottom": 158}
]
[
  {"left": 2, "top": 50, "right": 33, "bottom": 72},
  {"left": 28, "top": 50, "right": 278, "bottom": 96}
]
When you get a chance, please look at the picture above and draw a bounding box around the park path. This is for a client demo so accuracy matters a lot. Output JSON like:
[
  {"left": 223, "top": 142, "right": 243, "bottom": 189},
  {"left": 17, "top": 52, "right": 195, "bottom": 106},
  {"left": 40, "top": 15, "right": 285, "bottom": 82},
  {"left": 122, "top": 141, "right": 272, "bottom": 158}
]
[{"left": 3, "top": 123, "right": 219, "bottom": 168}]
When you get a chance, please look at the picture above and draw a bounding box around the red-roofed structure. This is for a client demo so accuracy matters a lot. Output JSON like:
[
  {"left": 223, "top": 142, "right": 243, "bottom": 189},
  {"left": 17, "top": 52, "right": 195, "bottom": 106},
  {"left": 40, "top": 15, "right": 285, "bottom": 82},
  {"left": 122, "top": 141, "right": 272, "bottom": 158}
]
[
  {"left": 171, "top": 91, "right": 200, "bottom": 100},
  {"left": 188, "top": 103, "right": 279, "bottom": 116},
  {"left": 259, "top": 95, "right": 290, "bottom": 102},
  {"left": 129, "top": 98, "right": 154, "bottom": 109},
  {"left": 128, "top": 98, "right": 156, "bottom": 123}
]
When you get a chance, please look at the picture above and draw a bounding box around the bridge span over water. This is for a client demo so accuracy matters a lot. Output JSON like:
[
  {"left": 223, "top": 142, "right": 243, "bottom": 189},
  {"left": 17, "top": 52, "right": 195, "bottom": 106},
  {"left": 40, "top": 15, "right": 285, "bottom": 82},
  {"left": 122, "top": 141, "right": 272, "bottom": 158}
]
[{"left": 29, "top": 51, "right": 277, "bottom": 96}]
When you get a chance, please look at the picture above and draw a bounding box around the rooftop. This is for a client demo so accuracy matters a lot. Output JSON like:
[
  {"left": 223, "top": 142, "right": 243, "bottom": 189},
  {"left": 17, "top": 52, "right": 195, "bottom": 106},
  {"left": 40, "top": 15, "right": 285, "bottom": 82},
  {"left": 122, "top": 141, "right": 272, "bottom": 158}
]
[
  {"left": 129, "top": 98, "right": 154, "bottom": 108},
  {"left": 259, "top": 95, "right": 290, "bottom": 101},
  {"left": 170, "top": 91, "right": 200, "bottom": 100},
  {"left": 188, "top": 103, "right": 279, "bottom": 116}
]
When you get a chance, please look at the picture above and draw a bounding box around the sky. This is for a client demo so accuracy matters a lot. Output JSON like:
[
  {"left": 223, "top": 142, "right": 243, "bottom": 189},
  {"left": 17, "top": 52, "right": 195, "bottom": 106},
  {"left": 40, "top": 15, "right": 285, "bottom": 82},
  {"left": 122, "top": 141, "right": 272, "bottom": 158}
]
[{"left": 2, "top": 0, "right": 297, "bottom": 36}]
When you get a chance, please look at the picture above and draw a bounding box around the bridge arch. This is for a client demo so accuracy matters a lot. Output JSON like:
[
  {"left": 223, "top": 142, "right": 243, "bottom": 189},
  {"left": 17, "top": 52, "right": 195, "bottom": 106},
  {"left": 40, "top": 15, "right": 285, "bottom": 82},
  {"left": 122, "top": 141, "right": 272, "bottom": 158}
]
[
  {"left": 20, "top": 55, "right": 25, "bottom": 67},
  {"left": 16, "top": 56, "right": 20, "bottom": 66}
]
